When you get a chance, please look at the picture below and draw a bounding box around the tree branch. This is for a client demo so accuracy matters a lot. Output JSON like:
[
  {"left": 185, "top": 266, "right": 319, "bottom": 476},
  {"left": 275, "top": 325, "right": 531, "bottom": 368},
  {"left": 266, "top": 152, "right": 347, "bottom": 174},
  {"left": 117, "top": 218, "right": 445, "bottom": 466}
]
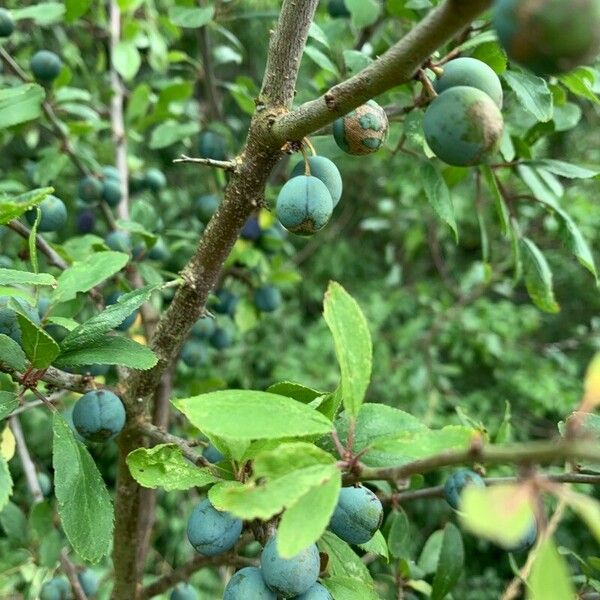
[
  {"left": 271, "top": 0, "right": 492, "bottom": 142},
  {"left": 173, "top": 155, "right": 238, "bottom": 171},
  {"left": 6, "top": 220, "right": 68, "bottom": 270}
]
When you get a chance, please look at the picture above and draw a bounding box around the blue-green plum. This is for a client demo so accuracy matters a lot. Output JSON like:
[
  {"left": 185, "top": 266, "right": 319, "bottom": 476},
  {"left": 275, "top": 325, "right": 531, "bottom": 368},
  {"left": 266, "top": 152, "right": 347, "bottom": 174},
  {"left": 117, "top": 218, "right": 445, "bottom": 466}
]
[
  {"left": 333, "top": 100, "right": 388, "bottom": 155},
  {"left": 443, "top": 469, "right": 486, "bottom": 510},
  {"left": 102, "top": 165, "right": 120, "bottom": 181},
  {"left": 241, "top": 216, "right": 261, "bottom": 241},
  {"left": 30, "top": 50, "right": 62, "bottom": 82},
  {"left": 72, "top": 390, "right": 126, "bottom": 442},
  {"left": 260, "top": 537, "right": 320, "bottom": 598},
  {"left": 148, "top": 239, "right": 169, "bottom": 261},
  {"left": 132, "top": 243, "right": 146, "bottom": 261},
  {"left": 102, "top": 179, "right": 122, "bottom": 207},
  {"left": 434, "top": 57, "right": 503, "bottom": 108},
  {"left": 25, "top": 195, "right": 67, "bottom": 232},
  {"left": 76, "top": 209, "right": 96, "bottom": 234},
  {"left": 504, "top": 521, "right": 538, "bottom": 553},
  {"left": 254, "top": 285, "right": 282, "bottom": 313},
  {"left": 328, "top": 485, "right": 383, "bottom": 545},
  {"left": 40, "top": 576, "right": 70, "bottom": 600},
  {"left": 77, "top": 569, "right": 99, "bottom": 597},
  {"left": 37, "top": 472, "right": 52, "bottom": 497},
  {"left": 105, "top": 230, "right": 132, "bottom": 252},
  {"left": 202, "top": 443, "right": 224, "bottom": 463},
  {"left": 223, "top": 567, "right": 276, "bottom": 600},
  {"left": 0, "top": 9, "right": 14, "bottom": 37},
  {"left": 181, "top": 340, "right": 208, "bottom": 368},
  {"left": 211, "top": 289, "right": 238, "bottom": 316},
  {"left": 209, "top": 327, "right": 232, "bottom": 350},
  {"left": 291, "top": 156, "right": 343, "bottom": 208},
  {"left": 191, "top": 317, "right": 216, "bottom": 339},
  {"left": 145, "top": 168, "right": 167, "bottom": 192},
  {"left": 186, "top": 498, "right": 243, "bottom": 556},
  {"left": 423, "top": 86, "right": 504, "bottom": 166},
  {"left": 105, "top": 291, "right": 137, "bottom": 331},
  {"left": 170, "top": 582, "right": 198, "bottom": 600},
  {"left": 276, "top": 175, "right": 333, "bottom": 236},
  {"left": 327, "top": 0, "right": 350, "bottom": 18},
  {"left": 493, "top": 0, "right": 600, "bottom": 75},
  {"left": 195, "top": 194, "right": 220, "bottom": 223},
  {"left": 198, "top": 130, "right": 228, "bottom": 161},
  {"left": 293, "top": 582, "right": 333, "bottom": 600},
  {"left": 129, "top": 173, "right": 148, "bottom": 195},
  {"left": 78, "top": 176, "right": 103, "bottom": 203}
]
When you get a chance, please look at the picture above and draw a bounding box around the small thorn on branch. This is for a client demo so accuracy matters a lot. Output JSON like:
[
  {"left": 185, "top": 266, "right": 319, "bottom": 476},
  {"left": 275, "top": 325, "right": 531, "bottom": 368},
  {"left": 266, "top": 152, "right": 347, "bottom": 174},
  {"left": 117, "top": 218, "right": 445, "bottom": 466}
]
[{"left": 173, "top": 154, "right": 238, "bottom": 172}]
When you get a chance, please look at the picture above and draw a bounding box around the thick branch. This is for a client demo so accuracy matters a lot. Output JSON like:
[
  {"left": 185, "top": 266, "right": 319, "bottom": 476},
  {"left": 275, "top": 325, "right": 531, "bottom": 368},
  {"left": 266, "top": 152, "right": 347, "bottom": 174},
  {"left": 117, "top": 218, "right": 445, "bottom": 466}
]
[{"left": 271, "top": 0, "right": 492, "bottom": 142}]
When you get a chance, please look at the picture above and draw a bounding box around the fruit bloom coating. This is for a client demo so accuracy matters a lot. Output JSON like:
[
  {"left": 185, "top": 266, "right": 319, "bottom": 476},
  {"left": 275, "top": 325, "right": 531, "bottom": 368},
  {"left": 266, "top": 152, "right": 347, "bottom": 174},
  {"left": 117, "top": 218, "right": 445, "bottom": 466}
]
[
  {"left": 198, "top": 130, "right": 228, "bottom": 160},
  {"left": 78, "top": 569, "right": 99, "bottom": 597},
  {"left": 294, "top": 582, "right": 333, "bottom": 600},
  {"left": 186, "top": 498, "right": 243, "bottom": 556},
  {"left": 504, "top": 520, "right": 538, "bottom": 553},
  {"left": 72, "top": 390, "right": 126, "bottom": 442},
  {"left": 203, "top": 443, "right": 225, "bottom": 463},
  {"left": 105, "top": 230, "right": 132, "bottom": 253},
  {"left": 0, "top": 9, "right": 14, "bottom": 37},
  {"left": 145, "top": 168, "right": 167, "bottom": 191},
  {"left": 254, "top": 285, "right": 282, "bottom": 313},
  {"left": 423, "top": 86, "right": 504, "bottom": 166},
  {"left": 260, "top": 538, "right": 320, "bottom": 598},
  {"left": 25, "top": 195, "right": 67, "bottom": 232},
  {"left": 170, "top": 582, "right": 198, "bottom": 600},
  {"left": 493, "top": 0, "right": 600, "bottom": 75},
  {"left": 78, "top": 176, "right": 103, "bottom": 202},
  {"left": 291, "top": 156, "right": 343, "bottom": 207},
  {"left": 40, "top": 577, "right": 70, "bottom": 600},
  {"left": 223, "top": 567, "right": 276, "bottom": 600},
  {"left": 328, "top": 0, "right": 350, "bottom": 18},
  {"left": 195, "top": 194, "right": 220, "bottom": 223},
  {"left": 30, "top": 50, "right": 62, "bottom": 82},
  {"left": 102, "top": 179, "right": 122, "bottom": 207},
  {"left": 434, "top": 57, "right": 503, "bottom": 108},
  {"left": 191, "top": 317, "right": 216, "bottom": 339},
  {"left": 276, "top": 175, "right": 333, "bottom": 235},
  {"left": 105, "top": 291, "right": 137, "bottom": 331},
  {"left": 443, "top": 469, "right": 486, "bottom": 510},
  {"left": 181, "top": 340, "right": 208, "bottom": 368},
  {"left": 333, "top": 100, "right": 388, "bottom": 155},
  {"left": 329, "top": 485, "right": 383, "bottom": 545}
]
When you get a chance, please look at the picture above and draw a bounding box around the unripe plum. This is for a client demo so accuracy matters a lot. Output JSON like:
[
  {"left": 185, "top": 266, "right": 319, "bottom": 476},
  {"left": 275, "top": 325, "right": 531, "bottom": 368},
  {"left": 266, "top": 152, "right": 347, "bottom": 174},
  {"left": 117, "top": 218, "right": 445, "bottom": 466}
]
[
  {"left": 211, "top": 289, "right": 238, "bottom": 316},
  {"left": 291, "top": 156, "right": 343, "bottom": 207},
  {"left": 102, "top": 165, "right": 121, "bottom": 181},
  {"left": 145, "top": 168, "right": 167, "bottom": 192},
  {"left": 434, "top": 57, "right": 503, "bottom": 108},
  {"left": 198, "top": 130, "right": 228, "bottom": 161},
  {"left": 223, "top": 567, "right": 276, "bottom": 600},
  {"left": 443, "top": 469, "right": 486, "bottom": 510},
  {"left": 0, "top": 9, "right": 14, "bottom": 37},
  {"left": 209, "top": 327, "right": 232, "bottom": 350},
  {"left": 72, "top": 390, "right": 126, "bottom": 442},
  {"left": 333, "top": 100, "right": 388, "bottom": 155},
  {"left": 148, "top": 239, "right": 169, "bottom": 261},
  {"left": 294, "top": 582, "right": 333, "bottom": 600},
  {"left": 254, "top": 285, "right": 282, "bottom": 313},
  {"left": 260, "top": 537, "right": 320, "bottom": 598},
  {"left": 40, "top": 576, "right": 70, "bottom": 600},
  {"left": 493, "top": 0, "right": 600, "bottom": 75},
  {"left": 186, "top": 498, "right": 243, "bottom": 556},
  {"left": 78, "top": 176, "right": 103, "bottom": 203},
  {"left": 77, "top": 569, "right": 99, "bottom": 597},
  {"left": 25, "top": 195, "right": 67, "bottom": 232},
  {"left": 181, "top": 340, "right": 208, "bottom": 368},
  {"left": 37, "top": 472, "right": 52, "bottom": 497},
  {"left": 423, "top": 86, "right": 504, "bottom": 166},
  {"left": 191, "top": 316, "right": 216, "bottom": 339},
  {"left": 329, "top": 485, "right": 383, "bottom": 545},
  {"left": 30, "top": 50, "right": 62, "bottom": 82},
  {"left": 102, "top": 179, "right": 122, "bottom": 207},
  {"left": 503, "top": 520, "right": 538, "bottom": 553},
  {"left": 170, "top": 582, "right": 198, "bottom": 600},
  {"left": 105, "top": 231, "right": 132, "bottom": 253},
  {"left": 195, "top": 194, "right": 220, "bottom": 223},
  {"left": 202, "top": 443, "right": 224, "bottom": 463},
  {"left": 276, "top": 175, "right": 333, "bottom": 236}
]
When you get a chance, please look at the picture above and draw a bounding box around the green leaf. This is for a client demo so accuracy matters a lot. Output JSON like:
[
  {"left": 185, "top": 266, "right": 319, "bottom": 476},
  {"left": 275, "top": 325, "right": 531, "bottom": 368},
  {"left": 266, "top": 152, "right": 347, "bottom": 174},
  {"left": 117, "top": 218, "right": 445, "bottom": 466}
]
[
  {"left": 482, "top": 166, "right": 509, "bottom": 236},
  {"left": 387, "top": 508, "right": 410, "bottom": 559},
  {"left": 557, "top": 210, "right": 598, "bottom": 281},
  {"left": 418, "top": 530, "right": 445, "bottom": 574},
  {"left": 0, "top": 456, "right": 12, "bottom": 512},
  {"left": 324, "top": 576, "right": 379, "bottom": 600},
  {"left": 278, "top": 471, "right": 341, "bottom": 558},
  {"left": 0, "top": 392, "right": 19, "bottom": 420},
  {"left": 0, "top": 334, "right": 27, "bottom": 371},
  {"left": 55, "top": 336, "right": 158, "bottom": 370},
  {"left": 431, "top": 523, "right": 464, "bottom": 600},
  {"left": 173, "top": 390, "right": 333, "bottom": 441},
  {"left": 52, "top": 252, "right": 129, "bottom": 302},
  {"left": 318, "top": 531, "right": 374, "bottom": 584},
  {"left": 528, "top": 159, "right": 599, "bottom": 179},
  {"left": 0, "top": 85, "right": 45, "bottom": 129},
  {"left": 323, "top": 282, "right": 372, "bottom": 418},
  {"left": 28, "top": 208, "right": 40, "bottom": 274},
  {"left": 358, "top": 528, "right": 389, "bottom": 562},
  {"left": 559, "top": 67, "right": 600, "bottom": 104},
  {"left": 52, "top": 413, "right": 113, "bottom": 562},
  {"left": 304, "top": 46, "right": 339, "bottom": 77},
  {"left": 521, "top": 238, "right": 560, "bottom": 313},
  {"left": 528, "top": 539, "right": 575, "bottom": 600},
  {"left": 113, "top": 41, "right": 141, "bottom": 80},
  {"left": 168, "top": 5, "right": 214, "bottom": 27},
  {"left": 345, "top": 0, "right": 381, "bottom": 28},
  {"left": 564, "top": 491, "right": 600, "bottom": 544},
  {"left": 11, "top": 2, "right": 65, "bottom": 24},
  {"left": 266, "top": 381, "right": 327, "bottom": 404},
  {"left": 149, "top": 120, "right": 200, "bottom": 149},
  {"left": 0, "top": 187, "right": 53, "bottom": 225},
  {"left": 0, "top": 501, "right": 28, "bottom": 544},
  {"left": 503, "top": 71, "right": 553, "bottom": 122},
  {"left": 127, "top": 444, "right": 218, "bottom": 491},
  {"left": 61, "top": 286, "right": 155, "bottom": 351},
  {"left": 421, "top": 162, "right": 458, "bottom": 241},
  {"left": 0, "top": 269, "right": 56, "bottom": 287},
  {"left": 16, "top": 314, "right": 60, "bottom": 369},
  {"left": 65, "top": 0, "right": 92, "bottom": 21}
]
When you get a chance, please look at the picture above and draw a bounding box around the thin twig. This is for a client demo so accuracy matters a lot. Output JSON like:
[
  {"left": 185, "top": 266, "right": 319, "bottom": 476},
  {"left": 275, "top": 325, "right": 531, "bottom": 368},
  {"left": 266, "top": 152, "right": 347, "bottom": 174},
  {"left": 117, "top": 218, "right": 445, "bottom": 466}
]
[
  {"left": 6, "top": 220, "right": 68, "bottom": 269},
  {"left": 9, "top": 415, "right": 44, "bottom": 503},
  {"left": 173, "top": 155, "right": 237, "bottom": 171},
  {"left": 60, "top": 551, "right": 89, "bottom": 600}
]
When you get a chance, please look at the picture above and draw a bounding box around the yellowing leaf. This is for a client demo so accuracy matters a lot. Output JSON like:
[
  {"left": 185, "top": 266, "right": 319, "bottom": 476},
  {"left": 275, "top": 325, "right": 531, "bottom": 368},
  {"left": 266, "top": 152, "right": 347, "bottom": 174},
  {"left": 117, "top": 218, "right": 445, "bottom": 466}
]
[
  {"left": 1, "top": 426, "right": 15, "bottom": 461},
  {"left": 583, "top": 353, "right": 600, "bottom": 410}
]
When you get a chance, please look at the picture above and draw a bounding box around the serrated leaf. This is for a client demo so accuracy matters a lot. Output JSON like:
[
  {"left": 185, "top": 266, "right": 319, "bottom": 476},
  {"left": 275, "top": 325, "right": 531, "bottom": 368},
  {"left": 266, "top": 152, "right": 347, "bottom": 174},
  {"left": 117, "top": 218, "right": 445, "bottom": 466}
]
[
  {"left": 0, "top": 269, "right": 56, "bottom": 287},
  {"left": 528, "top": 539, "right": 575, "bottom": 600},
  {"left": 528, "top": 159, "right": 599, "bottom": 179},
  {"left": 0, "top": 84, "right": 45, "bottom": 129},
  {"left": 266, "top": 381, "right": 326, "bottom": 404},
  {"left": 387, "top": 508, "right": 410, "bottom": 559},
  {"left": 0, "top": 456, "right": 12, "bottom": 512},
  {"left": 431, "top": 523, "right": 464, "bottom": 600},
  {"left": 0, "top": 334, "right": 27, "bottom": 371},
  {"left": 0, "top": 392, "right": 18, "bottom": 420},
  {"left": 359, "top": 528, "right": 389, "bottom": 562},
  {"left": 556, "top": 210, "right": 598, "bottom": 281},
  {"left": 52, "top": 413, "right": 113, "bottom": 562},
  {"left": 521, "top": 238, "right": 560, "bottom": 313},
  {"left": 421, "top": 162, "right": 458, "bottom": 241},
  {"left": 318, "top": 531, "right": 373, "bottom": 584},
  {"left": 324, "top": 576, "right": 379, "bottom": 600},
  {"left": 503, "top": 71, "right": 553, "bottom": 122},
  {"left": 127, "top": 444, "right": 218, "bottom": 491},
  {"left": 173, "top": 390, "right": 333, "bottom": 441},
  {"left": 16, "top": 314, "right": 60, "bottom": 369},
  {"left": 55, "top": 335, "right": 158, "bottom": 370},
  {"left": 323, "top": 282, "right": 372, "bottom": 418}
]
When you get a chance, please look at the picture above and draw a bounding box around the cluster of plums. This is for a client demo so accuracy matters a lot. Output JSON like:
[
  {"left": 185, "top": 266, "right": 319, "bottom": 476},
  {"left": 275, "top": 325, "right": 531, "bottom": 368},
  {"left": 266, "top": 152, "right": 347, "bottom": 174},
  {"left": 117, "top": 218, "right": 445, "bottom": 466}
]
[
  {"left": 177, "top": 484, "right": 382, "bottom": 598},
  {"left": 40, "top": 568, "right": 98, "bottom": 600}
]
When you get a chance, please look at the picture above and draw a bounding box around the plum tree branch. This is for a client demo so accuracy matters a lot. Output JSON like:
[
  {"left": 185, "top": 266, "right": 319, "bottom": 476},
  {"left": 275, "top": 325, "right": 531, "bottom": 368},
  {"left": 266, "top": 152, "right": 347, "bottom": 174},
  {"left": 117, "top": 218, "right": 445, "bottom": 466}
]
[
  {"left": 6, "top": 220, "right": 68, "bottom": 270},
  {"left": 173, "top": 155, "right": 238, "bottom": 171},
  {"left": 271, "top": 0, "right": 493, "bottom": 143}
]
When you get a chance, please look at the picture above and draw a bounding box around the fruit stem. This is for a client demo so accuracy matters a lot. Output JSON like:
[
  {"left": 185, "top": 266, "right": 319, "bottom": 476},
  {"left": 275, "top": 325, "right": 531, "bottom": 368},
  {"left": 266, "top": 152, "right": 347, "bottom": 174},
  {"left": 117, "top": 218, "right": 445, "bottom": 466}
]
[{"left": 300, "top": 144, "right": 312, "bottom": 176}]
